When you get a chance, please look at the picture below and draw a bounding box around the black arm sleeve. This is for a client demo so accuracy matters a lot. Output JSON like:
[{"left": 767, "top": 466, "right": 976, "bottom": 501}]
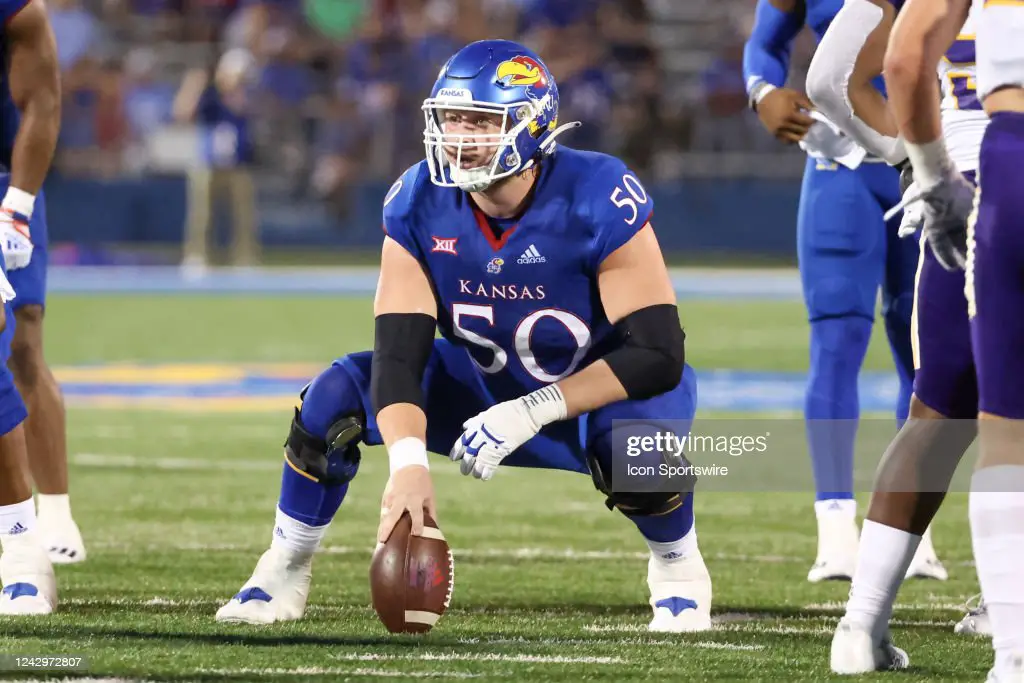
[
  {"left": 370, "top": 313, "right": 436, "bottom": 415},
  {"left": 602, "top": 304, "right": 686, "bottom": 400}
]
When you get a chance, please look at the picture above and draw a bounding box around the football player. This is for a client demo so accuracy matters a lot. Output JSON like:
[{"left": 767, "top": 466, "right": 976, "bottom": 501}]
[
  {"left": 217, "top": 40, "right": 713, "bottom": 633},
  {"left": 959, "top": 0, "right": 1024, "bottom": 678},
  {"left": 0, "top": 0, "right": 83, "bottom": 566},
  {"left": 0, "top": 0, "right": 61, "bottom": 614},
  {"left": 744, "top": 0, "right": 931, "bottom": 584},
  {"left": 803, "top": 0, "right": 993, "bottom": 671}
]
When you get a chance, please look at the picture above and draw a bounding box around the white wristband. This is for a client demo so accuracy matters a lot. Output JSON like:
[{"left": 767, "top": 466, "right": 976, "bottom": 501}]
[
  {"left": 1, "top": 187, "right": 35, "bottom": 219},
  {"left": 905, "top": 138, "right": 955, "bottom": 190},
  {"left": 521, "top": 384, "right": 568, "bottom": 429},
  {"left": 388, "top": 437, "right": 429, "bottom": 475}
]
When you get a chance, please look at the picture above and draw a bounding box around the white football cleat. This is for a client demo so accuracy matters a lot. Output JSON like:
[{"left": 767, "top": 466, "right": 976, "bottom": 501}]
[
  {"left": 955, "top": 594, "right": 992, "bottom": 636},
  {"left": 216, "top": 547, "right": 313, "bottom": 624},
  {"left": 647, "top": 549, "right": 712, "bottom": 632},
  {"left": 0, "top": 534, "right": 57, "bottom": 616},
  {"left": 808, "top": 503, "right": 859, "bottom": 583},
  {"left": 830, "top": 618, "right": 909, "bottom": 674},
  {"left": 39, "top": 517, "right": 87, "bottom": 565},
  {"left": 904, "top": 526, "right": 947, "bottom": 580}
]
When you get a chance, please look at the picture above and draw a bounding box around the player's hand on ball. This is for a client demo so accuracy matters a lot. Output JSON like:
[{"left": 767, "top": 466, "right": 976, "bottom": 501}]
[
  {"left": 378, "top": 465, "right": 437, "bottom": 542},
  {"left": 0, "top": 208, "right": 32, "bottom": 271},
  {"left": 920, "top": 171, "right": 975, "bottom": 272},
  {"left": 450, "top": 399, "right": 541, "bottom": 480}
]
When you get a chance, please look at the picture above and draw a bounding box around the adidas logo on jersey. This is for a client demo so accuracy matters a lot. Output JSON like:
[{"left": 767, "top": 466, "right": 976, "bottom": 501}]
[{"left": 517, "top": 244, "right": 546, "bottom": 264}]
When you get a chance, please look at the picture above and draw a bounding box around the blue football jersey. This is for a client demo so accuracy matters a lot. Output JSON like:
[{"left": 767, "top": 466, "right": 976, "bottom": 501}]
[
  {"left": 0, "top": 0, "right": 29, "bottom": 170},
  {"left": 383, "top": 147, "right": 655, "bottom": 403}
]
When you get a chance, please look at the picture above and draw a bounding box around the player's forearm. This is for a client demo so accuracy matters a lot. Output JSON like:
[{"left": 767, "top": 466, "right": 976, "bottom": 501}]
[
  {"left": 9, "top": 97, "right": 59, "bottom": 198},
  {"left": 557, "top": 303, "right": 686, "bottom": 420},
  {"left": 884, "top": 38, "right": 943, "bottom": 145},
  {"left": 555, "top": 361, "right": 628, "bottom": 418},
  {"left": 884, "top": 0, "right": 967, "bottom": 146},
  {"left": 743, "top": 0, "right": 803, "bottom": 104},
  {"left": 376, "top": 404, "right": 429, "bottom": 472},
  {"left": 884, "top": 6, "right": 961, "bottom": 188},
  {"left": 805, "top": 0, "right": 906, "bottom": 164},
  {"left": 370, "top": 313, "right": 436, "bottom": 471},
  {"left": 6, "top": 3, "right": 60, "bottom": 200}
]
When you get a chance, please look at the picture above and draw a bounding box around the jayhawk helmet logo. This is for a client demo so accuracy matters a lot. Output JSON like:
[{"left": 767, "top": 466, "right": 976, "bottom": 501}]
[{"left": 496, "top": 56, "right": 547, "bottom": 88}]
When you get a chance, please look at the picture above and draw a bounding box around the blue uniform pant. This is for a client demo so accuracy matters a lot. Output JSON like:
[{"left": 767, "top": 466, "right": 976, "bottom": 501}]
[{"left": 797, "top": 158, "right": 917, "bottom": 500}]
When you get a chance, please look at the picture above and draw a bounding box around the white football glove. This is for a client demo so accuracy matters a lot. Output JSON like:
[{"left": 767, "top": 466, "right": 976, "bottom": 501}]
[
  {"left": 919, "top": 170, "right": 975, "bottom": 272},
  {"left": 0, "top": 209, "right": 33, "bottom": 271},
  {"left": 450, "top": 386, "right": 567, "bottom": 481},
  {"left": 897, "top": 179, "right": 924, "bottom": 239}
]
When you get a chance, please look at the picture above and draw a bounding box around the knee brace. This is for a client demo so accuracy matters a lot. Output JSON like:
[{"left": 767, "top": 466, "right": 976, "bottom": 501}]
[
  {"left": 586, "top": 448, "right": 695, "bottom": 516},
  {"left": 882, "top": 289, "right": 914, "bottom": 330},
  {"left": 284, "top": 383, "right": 364, "bottom": 485}
]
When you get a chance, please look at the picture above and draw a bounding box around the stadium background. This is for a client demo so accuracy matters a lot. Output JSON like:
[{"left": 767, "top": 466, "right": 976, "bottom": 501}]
[
  {"left": 42, "top": 0, "right": 818, "bottom": 261},
  {"left": 5, "top": 0, "right": 993, "bottom": 680}
]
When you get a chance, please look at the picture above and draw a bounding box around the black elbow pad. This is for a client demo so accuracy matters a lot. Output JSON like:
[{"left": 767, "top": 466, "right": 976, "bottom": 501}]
[
  {"left": 370, "top": 313, "right": 436, "bottom": 415},
  {"left": 604, "top": 304, "right": 685, "bottom": 400}
]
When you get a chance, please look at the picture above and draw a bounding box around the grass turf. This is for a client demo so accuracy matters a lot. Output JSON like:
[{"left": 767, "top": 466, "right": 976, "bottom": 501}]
[{"left": 0, "top": 295, "right": 989, "bottom": 681}]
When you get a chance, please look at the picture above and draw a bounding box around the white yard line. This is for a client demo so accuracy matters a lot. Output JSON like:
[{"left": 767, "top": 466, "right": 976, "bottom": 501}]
[
  {"left": 334, "top": 653, "right": 623, "bottom": 664},
  {"left": 83, "top": 539, "right": 979, "bottom": 573},
  {"left": 198, "top": 667, "right": 485, "bottom": 678}
]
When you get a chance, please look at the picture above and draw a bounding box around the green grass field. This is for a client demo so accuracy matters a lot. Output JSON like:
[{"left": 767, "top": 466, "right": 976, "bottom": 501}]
[{"left": 0, "top": 295, "right": 991, "bottom": 681}]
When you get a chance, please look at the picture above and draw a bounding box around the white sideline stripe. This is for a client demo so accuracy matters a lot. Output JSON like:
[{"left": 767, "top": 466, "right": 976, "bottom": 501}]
[
  {"left": 405, "top": 610, "right": 441, "bottom": 626},
  {"left": 198, "top": 667, "right": 483, "bottom": 678},
  {"left": 335, "top": 653, "right": 623, "bottom": 664}
]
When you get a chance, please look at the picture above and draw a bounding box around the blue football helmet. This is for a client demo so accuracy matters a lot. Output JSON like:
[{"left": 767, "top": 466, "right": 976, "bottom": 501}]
[{"left": 422, "top": 39, "right": 579, "bottom": 192}]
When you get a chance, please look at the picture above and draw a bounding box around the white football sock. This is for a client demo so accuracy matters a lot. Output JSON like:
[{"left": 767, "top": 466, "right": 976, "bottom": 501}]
[
  {"left": 970, "top": 466, "right": 1024, "bottom": 670},
  {"left": 36, "top": 494, "right": 72, "bottom": 522},
  {"left": 270, "top": 507, "right": 328, "bottom": 558},
  {"left": 0, "top": 498, "right": 36, "bottom": 547},
  {"left": 815, "top": 498, "right": 857, "bottom": 519},
  {"left": 844, "top": 519, "right": 920, "bottom": 638},
  {"left": 647, "top": 527, "right": 698, "bottom": 564}
]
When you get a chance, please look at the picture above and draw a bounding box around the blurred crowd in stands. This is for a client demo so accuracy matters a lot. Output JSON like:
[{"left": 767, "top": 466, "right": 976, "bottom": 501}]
[{"left": 51, "top": 0, "right": 819, "bottom": 214}]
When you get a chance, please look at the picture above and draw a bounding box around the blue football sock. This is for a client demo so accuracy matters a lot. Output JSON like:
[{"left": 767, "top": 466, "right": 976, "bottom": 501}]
[
  {"left": 806, "top": 316, "right": 872, "bottom": 502},
  {"left": 627, "top": 493, "right": 695, "bottom": 543}
]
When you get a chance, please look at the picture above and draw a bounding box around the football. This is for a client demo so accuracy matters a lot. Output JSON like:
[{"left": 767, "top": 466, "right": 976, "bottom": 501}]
[{"left": 369, "top": 512, "right": 454, "bottom": 634}]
